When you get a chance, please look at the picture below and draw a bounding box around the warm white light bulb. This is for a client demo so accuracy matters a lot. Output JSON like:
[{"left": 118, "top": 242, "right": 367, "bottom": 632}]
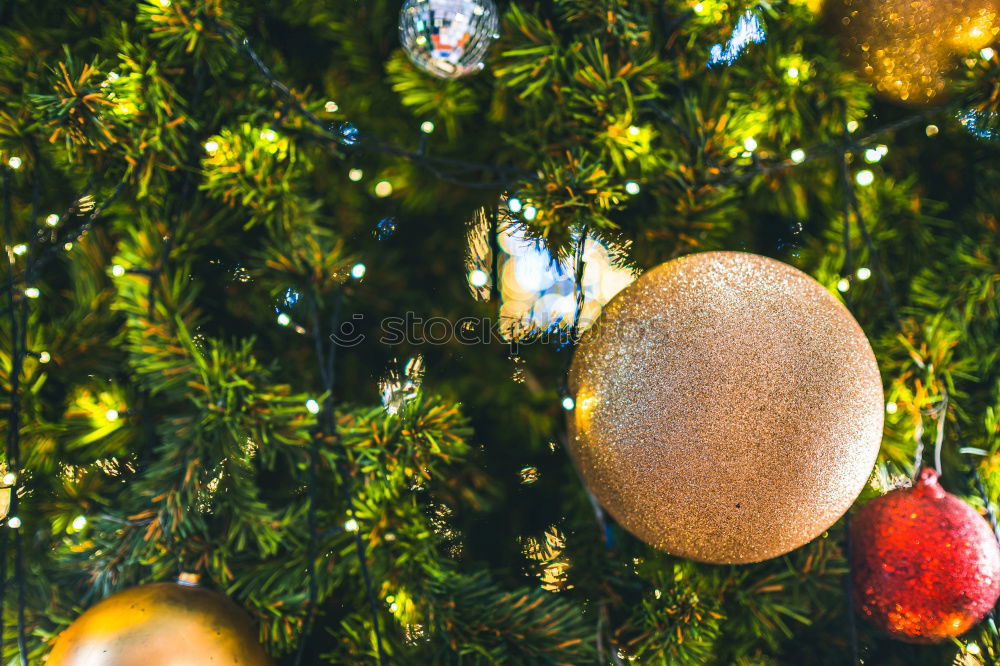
[
  {"left": 204, "top": 140, "right": 219, "bottom": 154},
  {"left": 836, "top": 279, "right": 850, "bottom": 292},
  {"left": 7, "top": 517, "right": 21, "bottom": 529},
  {"left": 856, "top": 267, "right": 872, "bottom": 280},
  {"left": 351, "top": 263, "right": 367, "bottom": 279},
  {"left": 277, "top": 313, "right": 291, "bottom": 326},
  {"left": 7, "top": 156, "right": 22, "bottom": 169},
  {"left": 420, "top": 121, "right": 435, "bottom": 134},
  {"left": 562, "top": 396, "right": 575, "bottom": 410},
  {"left": 790, "top": 149, "right": 806, "bottom": 164},
  {"left": 348, "top": 168, "right": 363, "bottom": 182},
  {"left": 625, "top": 181, "right": 640, "bottom": 195},
  {"left": 374, "top": 180, "right": 393, "bottom": 198},
  {"left": 743, "top": 137, "right": 758, "bottom": 152},
  {"left": 45, "top": 214, "right": 60, "bottom": 226},
  {"left": 856, "top": 170, "right": 874, "bottom": 186},
  {"left": 38, "top": 351, "right": 51, "bottom": 363},
  {"left": 344, "top": 518, "right": 359, "bottom": 532},
  {"left": 23, "top": 287, "right": 39, "bottom": 299},
  {"left": 72, "top": 515, "right": 88, "bottom": 530},
  {"left": 305, "top": 399, "right": 320, "bottom": 414},
  {"left": 105, "top": 409, "right": 120, "bottom": 421},
  {"left": 522, "top": 205, "right": 538, "bottom": 221},
  {"left": 469, "top": 270, "right": 489, "bottom": 288}
]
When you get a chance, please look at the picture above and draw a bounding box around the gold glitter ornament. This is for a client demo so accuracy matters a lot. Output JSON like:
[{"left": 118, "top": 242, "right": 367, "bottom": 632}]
[
  {"left": 828, "top": 0, "right": 1000, "bottom": 104},
  {"left": 567, "top": 252, "right": 884, "bottom": 564}
]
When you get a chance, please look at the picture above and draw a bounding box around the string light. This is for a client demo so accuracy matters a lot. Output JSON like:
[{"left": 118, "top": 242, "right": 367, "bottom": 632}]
[
  {"left": 23, "top": 287, "right": 39, "bottom": 299},
  {"left": 71, "top": 515, "right": 88, "bottom": 530},
  {"left": 420, "top": 121, "right": 435, "bottom": 134},
  {"left": 348, "top": 168, "right": 363, "bottom": 182},
  {"left": 38, "top": 351, "right": 50, "bottom": 363},
  {"left": 967, "top": 643, "right": 982, "bottom": 655},
  {"left": 7, "top": 517, "right": 21, "bottom": 529},
  {"left": 864, "top": 148, "right": 883, "bottom": 163},
  {"left": 324, "top": 101, "right": 339, "bottom": 113},
  {"left": 158, "top": 0, "right": 171, "bottom": 6},
  {"left": 790, "top": 148, "right": 806, "bottom": 163},
  {"left": 259, "top": 129, "right": 276, "bottom": 142},
  {"left": 105, "top": 409, "right": 120, "bottom": 421},
  {"left": 522, "top": 205, "right": 537, "bottom": 221},
  {"left": 836, "top": 278, "right": 851, "bottom": 292},
  {"left": 351, "top": 263, "right": 367, "bottom": 279},
  {"left": 743, "top": 137, "right": 758, "bottom": 152},
  {"left": 45, "top": 214, "right": 60, "bottom": 226},
  {"left": 374, "top": 180, "right": 393, "bottom": 197},
  {"left": 846, "top": 121, "right": 859, "bottom": 133},
  {"left": 507, "top": 198, "right": 522, "bottom": 213},
  {"left": 926, "top": 124, "right": 939, "bottom": 136},
  {"left": 561, "top": 396, "right": 575, "bottom": 410},
  {"left": 7, "top": 156, "right": 22, "bottom": 169},
  {"left": 111, "top": 264, "right": 126, "bottom": 277},
  {"left": 204, "top": 140, "right": 219, "bottom": 154},
  {"left": 277, "top": 313, "right": 291, "bottom": 326},
  {"left": 305, "top": 399, "right": 320, "bottom": 414},
  {"left": 469, "top": 269, "right": 488, "bottom": 288},
  {"left": 63, "top": 242, "right": 73, "bottom": 251},
  {"left": 856, "top": 267, "right": 872, "bottom": 280},
  {"left": 627, "top": 125, "right": 640, "bottom": 137},
  {"left": 886, "top": 402, "right": 898, "bottom": 414},
  {"left": 786, "top": 67, "right": 799, "bottom": 79},
  {"left": 693, "top": 2, "right": 705, "bottom": 13},
  {"left": 876, "top": 144, "right": 889, "bottom": 157},
  {"left": 625, "top": 181, "right": 640, "bottom": 195},
  {"left": 856, "top": 170, "right": 874, "bottom": 186},
  {"left": 344, "top": 518, "right": 359, "bottom": 532},
  {"left": 2, "top": 473, "right": 16, "bottom": 486},
  {"left": 11, "top": 244, "right": 28, "bottom": 257},
  {"left": 981, "top": 47, "right": 995, "bottom": 60}
]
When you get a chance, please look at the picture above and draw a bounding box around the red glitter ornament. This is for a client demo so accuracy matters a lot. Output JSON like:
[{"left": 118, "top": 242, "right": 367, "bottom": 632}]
[{"left": 850, "top": 468, "right": 1000, "bottom": 643}]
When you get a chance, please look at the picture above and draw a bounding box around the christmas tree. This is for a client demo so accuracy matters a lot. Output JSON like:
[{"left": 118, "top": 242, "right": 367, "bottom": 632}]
[{"left": 1, "top": 0, "right": 999, "bottom": 664}]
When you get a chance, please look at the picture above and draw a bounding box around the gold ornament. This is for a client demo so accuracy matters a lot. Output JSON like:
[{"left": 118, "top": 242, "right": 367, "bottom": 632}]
[
  {"left": 567, "top": 252, "right": 884, "bottom": 564},
  {"left": 828, "top": 0, "right": 1000, "bottom": 104},
  {"left": 47, "top": 575, "right": 274, "bottom": 666}
]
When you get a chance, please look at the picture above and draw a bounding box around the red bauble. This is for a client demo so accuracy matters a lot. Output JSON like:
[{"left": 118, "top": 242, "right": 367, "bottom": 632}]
[{"left": 850, "top": 468, "right": 1000, "bottom": 643}]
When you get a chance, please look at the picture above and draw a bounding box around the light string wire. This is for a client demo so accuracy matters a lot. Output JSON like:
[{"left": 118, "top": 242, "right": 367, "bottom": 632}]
[
  {"left": 2, "top": 167, "right": 30, "bottom": 666},
  {"left": 837, "top": 107, "right": 863, "bottom": 666},
  {"left": 301, "top": 290, "right": 387, "bottom": 666}
]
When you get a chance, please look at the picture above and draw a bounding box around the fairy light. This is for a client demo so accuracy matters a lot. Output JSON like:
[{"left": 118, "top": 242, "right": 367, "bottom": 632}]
[
  {"left": 507, "top": 198, "right": 522, "bottom": 213},
  {"left": 351, "top": 263, "right": 366, "bottom": 279},
  {"left": 374, "top": 180, "right": 393, "bottom": 197},
  {"left": 158, "top": 0, "right": 171, "bottom": 5},
  {"left": 846, "top": 121, "right": 859, "bottom": 133},
  {"left": 981, "top": 47, "right": 996, "bottom": 60},
  {"left": 562, "top": 396, "right": 575, "bottom": 411},
  {"left": 886, "top": 402, "right": 898, "bottom": 414},
  {"left": 12, "top": 244, "right": 27, "bottom": 256},
  {"left": 348, "top": 168, "right": 363, "bottom": 182},
  {"left": 627, "top": 125, "right": 640, "bottom": 137},
  {"left": 743, "top": 137, "right": 758, "bottom": 152},
  {"left": 7, "top": 517, "right": 21, "bottom": 529},
  {"left": 856, "top": 170, "right": 875, "bottom": 186},
  {"left": 71, "top": 515, "right": 88, "bottom": 530},
  {"left": 259, "top": 129, "right": 276, "bottom": 142},
  {"left": 469, "top": 269, "right": 489, "bottom": 288},
  {"left": 204, "top": 140, "right": 219, "bottom": 154},
  {"left": 23, "top": 287, "right": 39, "bottom": 299},
  {"left": 967, "top": 643, "right": 981, "bottom": 655},
  {"left": 836, "top": 278, "right": 851, "bottom": 292},
  {"left": 111, "top": 264, "right": 126, "bottom": 277},
  {"left": 324, "top": 101, "right": 339, "bottom": 113},
  {"left": 790, "top": 148, "right": 806, "bottom": 163},
  {"left": 693, "top": 2, "right": 705, "bottom": 13},
  {"left": 2, "top": 473, "right": 16, "bottom": 486},
  {"left": 63, "top": 242, "right": 73, "bottom": 251},
  {"left": 45, "top": 214, "right": 60, "bottom": 226},
  {"left": 522, "top": 205, "right": 538, "bottom": 221},
  {"left": 926, "top": 124, "right": 939, "bottom": 136},
  {"left": 105, "top": 409, "right": 119, "bottom": 422},
  {"left": 305, "top": 399, "right": 320, "bottom": 414},
  {"left": 38, "top": 351, "right": 50, "bottom": 363},
  {"left": 277, "top": 313, "right": 291, "bottom": 326},
  {"left": 864, "top": 148, "right": 883, "bottom": 163},
  {"left": 877, "top": 144, "right": 889, "bottom": 157},
  {"left": 344, "top": 518, "right": 359, "bottom": 532},
  {"left": 786, "top": 67, "right": 799, "bottom": 79},
  {"left": 856, "top": 267, "right": 872, "bottom": 280},
  {"left": 420, "top": 121, "right": 435, "bottom": 134},
  {"left": 625, "top": 181, "right": 640, "bottom": 195},
  {"left": 7, "top": 156, "right": 22, "bottom": 169}
]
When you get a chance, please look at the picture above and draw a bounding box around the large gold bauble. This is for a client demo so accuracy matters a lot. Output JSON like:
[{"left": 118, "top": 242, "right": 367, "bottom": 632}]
[
  {"left": 828, "top": 0, "right": 1000, "bottom": 104},
  {"left": 47, "top": 579, "right": 274, "bottom": 666},
  {"left": 567, "top": 252, "right": 884, "bottom": 564}
]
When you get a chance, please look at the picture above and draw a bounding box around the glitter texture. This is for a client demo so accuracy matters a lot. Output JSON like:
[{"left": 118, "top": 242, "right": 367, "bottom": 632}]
[
  {"left": 829, "top": 0, "right": 1000, "bottom": 104},
  {"left": 567, "top": 252, "right": 884, "bottom": 564},
  {"left": 399, "top": 0, "right": 500, "bottom": 79},
  {"left": 850, "top": 468, "right": 1000, "bottom": 643}
]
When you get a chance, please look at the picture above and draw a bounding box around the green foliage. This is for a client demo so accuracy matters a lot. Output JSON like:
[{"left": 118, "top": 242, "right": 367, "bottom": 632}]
[{"left": 0, "top": 0, "right": 999, "bottom": 664}]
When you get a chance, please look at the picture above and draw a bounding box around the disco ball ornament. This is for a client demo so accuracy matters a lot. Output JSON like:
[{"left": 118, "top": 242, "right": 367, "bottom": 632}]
[
  {"left": 828, "top": 0, "right": 1000, "bottom": 104},
  {"left": 567, "top": 251, "right": 884, "bottom": 564},
  {"left": 47, "top": 575, "right": 273, "bottom": 665},
  {"left": 399, "top": 0, "right": 500, "bottom": 79},
  {"left": 850, "top": 468, "right": 1000, "bottom": 643}
]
